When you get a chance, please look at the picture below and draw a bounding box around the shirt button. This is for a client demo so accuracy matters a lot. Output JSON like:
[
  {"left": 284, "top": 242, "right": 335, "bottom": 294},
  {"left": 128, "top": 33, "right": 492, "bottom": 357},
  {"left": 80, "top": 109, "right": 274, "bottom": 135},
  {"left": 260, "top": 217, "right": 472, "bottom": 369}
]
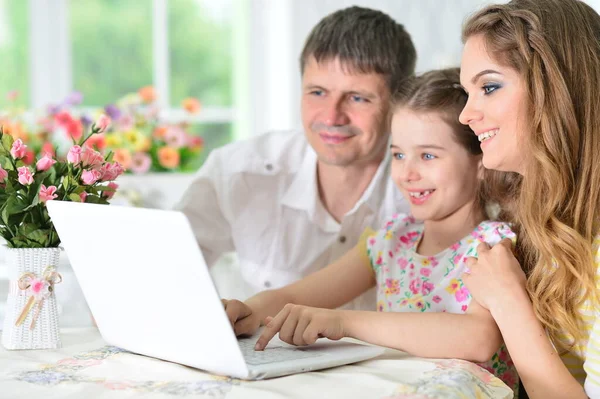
[
  {"left": 339, "top": 236, "right": 347, "bottom": 244},
  {"left": 265, "top": 163, "right": 273, "bottom": 171},
  {"left": 264, "top": 281, "right": 271, "bottom": 288}
]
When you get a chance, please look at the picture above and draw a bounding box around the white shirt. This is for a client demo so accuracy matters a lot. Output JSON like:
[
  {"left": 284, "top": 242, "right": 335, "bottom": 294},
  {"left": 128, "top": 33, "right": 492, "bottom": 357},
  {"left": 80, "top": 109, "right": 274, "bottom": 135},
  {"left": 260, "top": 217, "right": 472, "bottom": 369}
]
[{"left": 175, "top": 130, "right": 409, "bottom": 310}]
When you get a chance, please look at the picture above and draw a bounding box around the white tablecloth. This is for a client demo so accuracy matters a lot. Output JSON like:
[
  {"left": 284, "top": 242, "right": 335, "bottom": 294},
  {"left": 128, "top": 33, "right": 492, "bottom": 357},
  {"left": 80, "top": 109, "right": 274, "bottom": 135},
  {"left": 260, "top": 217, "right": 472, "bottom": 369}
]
[{"left": 0, "top": 328, "right": 514, "bottom": 399}]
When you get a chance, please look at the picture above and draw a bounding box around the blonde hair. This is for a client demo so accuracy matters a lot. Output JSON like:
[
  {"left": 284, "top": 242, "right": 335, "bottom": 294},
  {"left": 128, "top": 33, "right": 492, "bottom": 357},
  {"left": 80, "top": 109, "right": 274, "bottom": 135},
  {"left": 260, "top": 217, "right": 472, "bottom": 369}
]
[{"left": 463, "top": 0, "right": 600, "bottom": 350}]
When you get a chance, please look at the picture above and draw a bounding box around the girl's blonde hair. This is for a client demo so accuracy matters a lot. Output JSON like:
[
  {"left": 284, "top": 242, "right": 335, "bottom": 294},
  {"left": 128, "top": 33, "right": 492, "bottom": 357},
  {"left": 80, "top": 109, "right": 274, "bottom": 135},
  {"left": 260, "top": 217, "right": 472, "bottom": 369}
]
[
  {"left": 463, "top": 0, "right": 600, "bottom": 350},
  {"left": 392, "top": 68, "right": 510, "bottom": 219}
]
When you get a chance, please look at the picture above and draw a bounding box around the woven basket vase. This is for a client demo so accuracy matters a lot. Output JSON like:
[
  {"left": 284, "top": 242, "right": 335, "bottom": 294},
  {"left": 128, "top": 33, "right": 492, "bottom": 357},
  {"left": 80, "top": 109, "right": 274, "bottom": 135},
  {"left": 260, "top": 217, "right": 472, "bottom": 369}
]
[{"left": 1, "top": 247, "right": 62, "bottom": 350}]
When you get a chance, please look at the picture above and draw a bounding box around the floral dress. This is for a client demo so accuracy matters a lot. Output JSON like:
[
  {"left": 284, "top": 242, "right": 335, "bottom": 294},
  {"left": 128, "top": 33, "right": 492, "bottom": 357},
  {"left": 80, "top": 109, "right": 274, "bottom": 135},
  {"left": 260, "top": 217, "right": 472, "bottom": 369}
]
[{"left": 365, "top": 213, "right": 519, "bottom": 395}]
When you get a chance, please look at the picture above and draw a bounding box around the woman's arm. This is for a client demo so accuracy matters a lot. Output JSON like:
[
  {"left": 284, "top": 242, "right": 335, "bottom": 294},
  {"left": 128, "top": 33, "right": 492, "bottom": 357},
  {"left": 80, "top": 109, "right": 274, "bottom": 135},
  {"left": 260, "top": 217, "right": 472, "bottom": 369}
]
[
  {"left": 462, "top": 240, "right": 588, "bottom": 399},
  {"left": 491, "top": 292, "right": 587, "bottom": 399}
]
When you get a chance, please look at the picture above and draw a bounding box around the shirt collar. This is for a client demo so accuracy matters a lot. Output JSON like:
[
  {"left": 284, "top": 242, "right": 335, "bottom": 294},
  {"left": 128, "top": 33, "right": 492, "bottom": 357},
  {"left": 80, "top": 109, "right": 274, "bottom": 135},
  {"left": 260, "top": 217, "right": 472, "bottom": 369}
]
[{"left": 281, "top": 144, "right": 391, "bottom": 228}]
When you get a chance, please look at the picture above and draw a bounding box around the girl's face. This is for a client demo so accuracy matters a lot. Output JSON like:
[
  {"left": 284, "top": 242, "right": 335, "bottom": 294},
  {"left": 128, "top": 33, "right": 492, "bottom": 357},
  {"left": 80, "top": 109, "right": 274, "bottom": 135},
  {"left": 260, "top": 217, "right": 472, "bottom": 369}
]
[
  {"left": 391, "top": 109, "right": 482, "bottom": 222},
  {"left": 459, "top": 34, "right": 529, "bottom": 174}
]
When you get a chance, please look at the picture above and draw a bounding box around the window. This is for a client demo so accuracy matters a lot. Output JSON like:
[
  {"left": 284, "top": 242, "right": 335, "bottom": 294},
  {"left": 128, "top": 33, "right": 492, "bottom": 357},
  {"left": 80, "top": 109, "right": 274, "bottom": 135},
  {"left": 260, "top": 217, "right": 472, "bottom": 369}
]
[
  {"left": 0, "top": 0, "right": 29, "bottom": 107},
  {"left": 16, "top": 0, "right": 241, "bottom": 172},
  {"left": 168, "top": 0, "right": 233, "bottom": 108},
  {"left": 70, "top": 0, "right": 153, "bottom": 107}
]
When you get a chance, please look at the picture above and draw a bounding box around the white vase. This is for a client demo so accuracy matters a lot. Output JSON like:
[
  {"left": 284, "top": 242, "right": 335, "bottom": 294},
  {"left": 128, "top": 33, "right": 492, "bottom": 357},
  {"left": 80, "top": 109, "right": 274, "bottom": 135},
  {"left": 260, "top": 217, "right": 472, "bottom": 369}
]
[{"left": 1, "top": 247, "right": 62, "bottom": 350}]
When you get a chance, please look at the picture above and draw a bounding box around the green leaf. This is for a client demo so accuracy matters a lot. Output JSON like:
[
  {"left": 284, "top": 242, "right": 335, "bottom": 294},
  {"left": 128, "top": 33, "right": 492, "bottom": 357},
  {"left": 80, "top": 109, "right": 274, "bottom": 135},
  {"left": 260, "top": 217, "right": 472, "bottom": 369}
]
[
  {"left": 85, "top": 195, "right": 109, "bottom": 205},
  {"left": 0, "top": 133, "right": 13, "bottom": 154},
  {"left": 17, "top": 223, "right": 38, "bottom": 237},
  {"left": 26, "top": 229, "right": 51, "bottom": 247},
  {"left": 2, "top": 195, "right": 18, "bottom": 225},
  {"left": 0, "top": 156, "right": 13, "bottom": 170},
  {"left": 69, "top": 193, "right": 82, "bottom": 202},
  {"left": 63, "top": 175, "right": 77, "bottom": 191},
  {"left": 95, "top": 185, "right": 115, "bottom": 193},
  {"left": 22, "top": 194, "right": 40, "bottom": 212}
]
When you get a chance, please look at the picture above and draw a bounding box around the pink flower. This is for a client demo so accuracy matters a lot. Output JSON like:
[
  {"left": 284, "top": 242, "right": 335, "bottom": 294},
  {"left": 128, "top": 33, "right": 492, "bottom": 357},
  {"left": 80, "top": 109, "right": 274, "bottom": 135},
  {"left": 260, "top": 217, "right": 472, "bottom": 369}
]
[
  {"left": 30, "top": 279, "right": 45, "bottom": 294},
  {"left": 0, "top": 165, "right": 7, "bottom": 182},
  {"left": 420, "top": 268, "right": 431, "bottom": 277},
  {"left": 130, "top": 152, "right": 151, "bottom": 174},
  {"left": 94, "top": 114, "right": 111, "bottom": 133},
  {"left": 104, "top": 182, "right": 118, "bottom": 199},
  {"left": 39, "top": 185, "right": 58, "bottom": 202},
  {"left": 80, "top": 191, "right": 88, "bottom": 202},
  {"left": 36, "top": 154, "right": 56, "bottom": 171},
  {"left": 455, "top": 287, "right": 470, "bottom": 302},
  {"left": 409, "top": 278, "right": 422, "bottom": 295},
  {"left": 17, "top": 166, "right": 34, "bottom": 185},
  {"left": 100, "top": 162, "right": 124, "bottom": 181},
  {"left": 397, "top": 257, "right": 408, "bottom": 270},
  {"left": 67, "top": 145, "right": 82, "bottom": 164},
  {"left": 432, "top": 295, "right": 442, "bottom": 303},
  {"left": 461, "top": 304, "right": 468, "bottom": 312},
  {"left": 164, "top": 127, "right": 187, "bottom": 149},
  {"left": 10, "top": 139, "right": 27, "bottom": 159},
  {"left": 81, "top": 147, "right": 104, "bottom": 169},
  {"left": 81, "top": 170, "right": 101, "bottom": 185},
  {"left": 421, "top": 281, "right": 435, "bottom": 296}
]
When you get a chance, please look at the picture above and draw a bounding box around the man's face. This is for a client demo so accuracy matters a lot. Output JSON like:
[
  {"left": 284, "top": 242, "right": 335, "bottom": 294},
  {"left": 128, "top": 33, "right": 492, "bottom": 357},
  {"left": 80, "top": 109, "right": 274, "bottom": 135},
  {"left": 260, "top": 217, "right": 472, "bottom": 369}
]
[{"left": 301, "top": 57, "right": 391, "bottom": 167}]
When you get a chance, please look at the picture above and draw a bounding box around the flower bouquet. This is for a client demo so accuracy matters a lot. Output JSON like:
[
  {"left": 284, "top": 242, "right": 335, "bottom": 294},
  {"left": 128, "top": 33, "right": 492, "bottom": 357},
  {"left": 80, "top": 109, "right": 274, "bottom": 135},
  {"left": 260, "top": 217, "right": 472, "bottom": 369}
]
[
  {"left": 103, "top": 86, "right": 204, "bottom": 173},
  {"left": 0, "top": 114, "right": 123, "bottom": 350}
]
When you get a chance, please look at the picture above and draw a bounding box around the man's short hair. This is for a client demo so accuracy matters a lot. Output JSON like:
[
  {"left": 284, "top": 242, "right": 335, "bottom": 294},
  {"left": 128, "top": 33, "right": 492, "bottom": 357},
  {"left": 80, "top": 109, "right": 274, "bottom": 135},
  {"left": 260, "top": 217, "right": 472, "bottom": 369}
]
[{"left": 299, "top": 6, "right": 417, "bottom": 93}]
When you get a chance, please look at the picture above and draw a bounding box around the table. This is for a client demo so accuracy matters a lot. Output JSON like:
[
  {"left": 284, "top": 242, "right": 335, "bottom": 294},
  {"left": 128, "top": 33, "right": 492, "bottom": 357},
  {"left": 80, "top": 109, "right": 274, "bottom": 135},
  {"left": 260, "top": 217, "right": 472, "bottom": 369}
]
[{"left": 0, "top": 328, "right": 514, "bottom": 399}]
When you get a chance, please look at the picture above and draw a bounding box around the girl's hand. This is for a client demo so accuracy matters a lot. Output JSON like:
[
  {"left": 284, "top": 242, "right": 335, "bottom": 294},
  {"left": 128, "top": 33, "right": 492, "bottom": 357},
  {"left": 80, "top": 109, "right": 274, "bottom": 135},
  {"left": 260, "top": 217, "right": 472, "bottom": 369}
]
[
  {"left": 463, "top": 238, "right": 528, "bottom": 313},
  {"left": 254, "top": 304, "right": 345, "bottom": 350},
  {"left": 222, "top": 299, "right": 262, "bottom": 337}
]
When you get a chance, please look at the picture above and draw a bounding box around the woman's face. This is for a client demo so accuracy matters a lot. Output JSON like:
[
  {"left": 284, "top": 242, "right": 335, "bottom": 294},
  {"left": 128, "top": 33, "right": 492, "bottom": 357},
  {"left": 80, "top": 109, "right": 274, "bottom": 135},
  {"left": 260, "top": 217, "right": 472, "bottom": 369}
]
[{"left": 459, "top": 34, "right": 529, "bottom": 174}]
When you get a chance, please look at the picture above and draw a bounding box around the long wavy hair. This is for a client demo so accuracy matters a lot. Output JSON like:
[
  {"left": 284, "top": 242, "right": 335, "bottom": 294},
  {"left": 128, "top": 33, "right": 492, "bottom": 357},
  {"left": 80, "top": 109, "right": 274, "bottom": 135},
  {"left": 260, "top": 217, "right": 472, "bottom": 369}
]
[{"left": 463, "top": 0, "right": 600, "bottom": 350}]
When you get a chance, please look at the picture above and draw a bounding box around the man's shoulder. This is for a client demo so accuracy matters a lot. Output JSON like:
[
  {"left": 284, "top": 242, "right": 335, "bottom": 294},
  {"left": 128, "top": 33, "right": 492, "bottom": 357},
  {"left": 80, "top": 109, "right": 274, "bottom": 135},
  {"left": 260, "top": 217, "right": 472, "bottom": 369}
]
[{"left": 209, "top": 130, "right": 310, "bottom": 174}]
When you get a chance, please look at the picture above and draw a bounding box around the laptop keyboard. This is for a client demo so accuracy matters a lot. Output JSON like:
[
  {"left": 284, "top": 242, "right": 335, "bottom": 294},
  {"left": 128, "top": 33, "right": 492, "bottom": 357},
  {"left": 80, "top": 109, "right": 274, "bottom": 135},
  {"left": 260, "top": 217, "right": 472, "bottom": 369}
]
[{"left": 238, "top": 338, "right": 324, "bottom": 366}]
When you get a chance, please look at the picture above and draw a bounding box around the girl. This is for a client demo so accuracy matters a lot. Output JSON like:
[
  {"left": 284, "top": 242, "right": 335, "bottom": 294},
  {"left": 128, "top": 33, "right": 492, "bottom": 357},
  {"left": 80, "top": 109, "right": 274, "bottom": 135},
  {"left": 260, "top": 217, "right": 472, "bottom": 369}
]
[
  {"left": 459, "top": 0, "right": 600, "bottom": 398},
  {"left": 223, "top": 68, "right": 518, "bottom": 391}
]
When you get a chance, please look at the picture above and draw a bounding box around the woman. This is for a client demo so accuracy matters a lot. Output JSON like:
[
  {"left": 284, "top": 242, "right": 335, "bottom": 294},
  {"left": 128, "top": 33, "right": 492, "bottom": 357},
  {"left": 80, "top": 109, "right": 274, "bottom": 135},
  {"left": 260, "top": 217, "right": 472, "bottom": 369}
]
[{"left": 459, "top": 0, "right": 600, "bottom": 398}]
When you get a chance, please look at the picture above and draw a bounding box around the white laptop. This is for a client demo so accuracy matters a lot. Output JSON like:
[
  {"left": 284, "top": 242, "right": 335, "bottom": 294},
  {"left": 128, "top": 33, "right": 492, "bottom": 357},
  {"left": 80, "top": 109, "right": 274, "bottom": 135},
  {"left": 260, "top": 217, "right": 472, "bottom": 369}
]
[{"left": 46, "top": 201, "right": 384, "bottom": 380}]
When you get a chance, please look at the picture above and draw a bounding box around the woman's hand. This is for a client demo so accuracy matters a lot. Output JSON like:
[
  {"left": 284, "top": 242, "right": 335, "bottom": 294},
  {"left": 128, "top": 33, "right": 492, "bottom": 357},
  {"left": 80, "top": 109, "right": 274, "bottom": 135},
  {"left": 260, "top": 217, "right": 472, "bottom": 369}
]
[
  {"left": 254, "top": 304, "right": 345, "bottom": 350},
  {"left": 462, "top": 238, "right": 528, "bottom": 313}
]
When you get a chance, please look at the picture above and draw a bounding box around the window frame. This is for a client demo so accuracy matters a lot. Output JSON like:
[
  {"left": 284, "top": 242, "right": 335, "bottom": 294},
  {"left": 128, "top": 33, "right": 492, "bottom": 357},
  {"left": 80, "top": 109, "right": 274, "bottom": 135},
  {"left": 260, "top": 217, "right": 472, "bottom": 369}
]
[{"left": 28, "top": 0, "right": 244, "bottom": 136}]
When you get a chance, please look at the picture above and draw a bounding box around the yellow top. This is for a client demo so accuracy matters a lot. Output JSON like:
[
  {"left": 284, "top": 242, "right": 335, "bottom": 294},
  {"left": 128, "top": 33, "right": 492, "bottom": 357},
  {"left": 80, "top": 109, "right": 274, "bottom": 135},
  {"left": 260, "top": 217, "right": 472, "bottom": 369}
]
[{"left": 560, "top": 236, "right": 600, "bottom": 394}]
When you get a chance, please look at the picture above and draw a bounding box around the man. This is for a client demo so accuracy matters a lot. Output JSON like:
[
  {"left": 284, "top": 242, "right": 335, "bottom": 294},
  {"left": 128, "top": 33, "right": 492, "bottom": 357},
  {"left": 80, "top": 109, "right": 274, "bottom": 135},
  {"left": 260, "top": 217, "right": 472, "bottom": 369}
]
[{"left": 175, "top": 6, "right": 416, "bottom": 309}]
